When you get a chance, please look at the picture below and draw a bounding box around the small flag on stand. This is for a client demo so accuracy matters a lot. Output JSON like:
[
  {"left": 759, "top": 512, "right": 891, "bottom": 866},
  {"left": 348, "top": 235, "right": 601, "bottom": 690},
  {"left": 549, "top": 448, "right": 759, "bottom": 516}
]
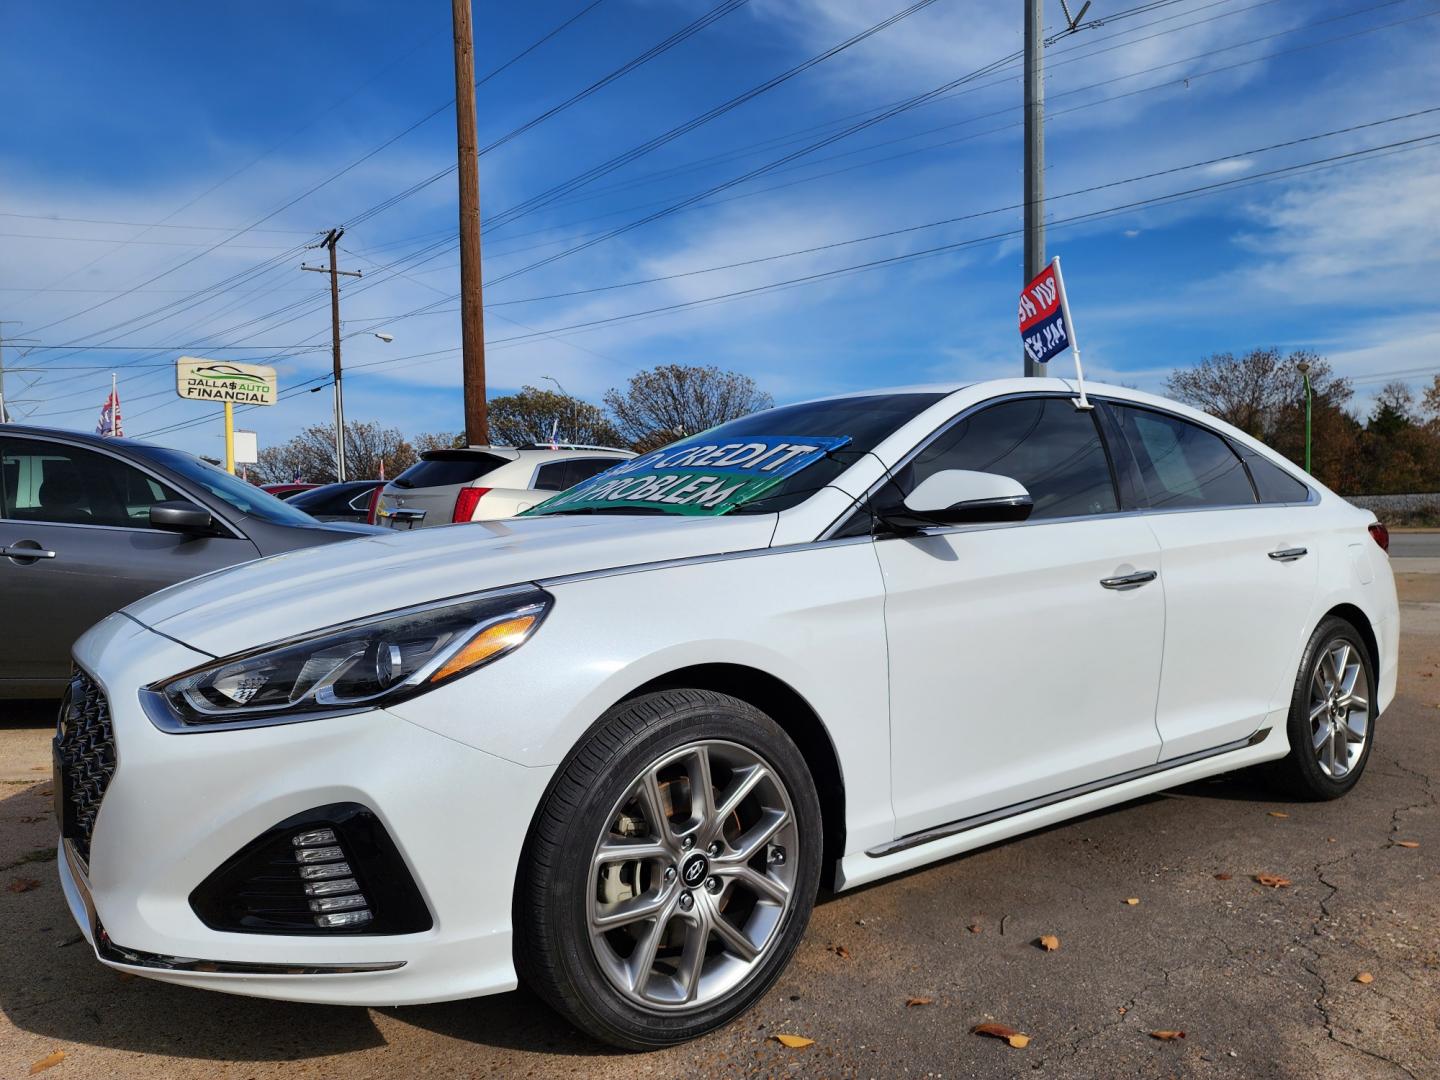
[
  {"left": 1019, "top": 256, "right": 1090, "bottom": 408},
  {"left": 96, "top": 374, "right": 123, "bottom": 437}
]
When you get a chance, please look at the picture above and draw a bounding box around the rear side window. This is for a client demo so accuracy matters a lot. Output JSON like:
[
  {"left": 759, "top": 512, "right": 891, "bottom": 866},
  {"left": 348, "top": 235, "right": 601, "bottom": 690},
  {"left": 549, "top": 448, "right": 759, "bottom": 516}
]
[
  {"left": 897, "top": 396, "right": 1118, "bottom": 519},
  {"left": 564, "top": 457, "right": 622, "bottom": 486},
  {"left": 532, "top": 461, "right": 570, "bottom": 492},
  {"left": 289, "top": 484, "right": 364, "bottom": 516},
  {"left": 1238, "top": 448, "right": 1311, "bottom": 504},
  {"left": 392, "top": 451, "right": 508, "bottom": 489},
  {"left": 1113, "top": 406, "right": 1255, "bottom": 509}
]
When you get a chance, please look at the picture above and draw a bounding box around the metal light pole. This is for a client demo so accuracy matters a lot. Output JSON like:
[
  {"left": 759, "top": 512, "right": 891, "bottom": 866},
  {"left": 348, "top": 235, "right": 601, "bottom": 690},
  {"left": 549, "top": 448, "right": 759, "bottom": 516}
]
[
  {"left": 1023, "top": 0, "right": 1045, "bottom": 377},
  {"left": 541, "top": 374, "right": 568, "bottom": 447},
  {"left": 1297, "top": 360, "right": 1313, "bottom": 473}
]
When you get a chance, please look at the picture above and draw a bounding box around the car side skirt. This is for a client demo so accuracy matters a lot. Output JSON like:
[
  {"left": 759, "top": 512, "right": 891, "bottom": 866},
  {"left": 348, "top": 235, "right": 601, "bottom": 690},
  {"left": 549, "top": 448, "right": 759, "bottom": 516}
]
[{"left": 837, "top": 722, "right": 1287, "bottom": 891}]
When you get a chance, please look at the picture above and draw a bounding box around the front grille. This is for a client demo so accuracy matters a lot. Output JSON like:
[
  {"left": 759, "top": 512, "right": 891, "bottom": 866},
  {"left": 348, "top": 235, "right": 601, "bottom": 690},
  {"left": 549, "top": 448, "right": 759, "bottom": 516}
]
[{"left": 55, "top": 669, "right": 118, "bottom": 863}]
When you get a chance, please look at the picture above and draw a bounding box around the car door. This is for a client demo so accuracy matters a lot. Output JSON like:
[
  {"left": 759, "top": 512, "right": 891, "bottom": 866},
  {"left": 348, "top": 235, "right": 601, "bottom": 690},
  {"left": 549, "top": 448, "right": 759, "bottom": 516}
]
[
  {"left": 1106, "top": 402, "right": 1320, "bottom": 757},
  {"left": 0, "top": 436, "right": 259, "bottom": 689},
  {"left": 874, "top": 394, "right": 1167, "bottom": 839}
]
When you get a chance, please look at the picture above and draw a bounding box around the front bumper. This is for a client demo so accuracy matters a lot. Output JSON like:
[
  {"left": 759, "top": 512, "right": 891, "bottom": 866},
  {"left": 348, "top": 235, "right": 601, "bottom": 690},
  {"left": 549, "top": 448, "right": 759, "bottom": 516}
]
[{"left": 60, "top": 614, "right": 553, "bottom": 1005}]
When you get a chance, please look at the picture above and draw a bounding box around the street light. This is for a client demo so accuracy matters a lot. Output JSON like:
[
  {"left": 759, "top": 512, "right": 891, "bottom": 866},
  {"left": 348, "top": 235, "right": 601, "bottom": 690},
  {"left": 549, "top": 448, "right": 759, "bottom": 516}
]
[
  {"left": 374, "top": 332, "right": 395, "bottom": 343},
  {"left": 1297, "top": 360, "right": 1313, "bottom": 474}
]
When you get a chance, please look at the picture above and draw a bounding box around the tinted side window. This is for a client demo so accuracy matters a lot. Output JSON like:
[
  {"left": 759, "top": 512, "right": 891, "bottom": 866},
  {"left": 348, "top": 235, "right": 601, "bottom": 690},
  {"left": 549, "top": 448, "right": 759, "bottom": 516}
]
[
  {"left": 393, "top": 451, "right": 508, "bottom": 489},
  {"left": 289, "top": 485, "right": 360, "bottom": 516},
  {"left": 532, "top": 462, "right": 570, "bottom": 492},
  {"left": 565, "top": 457, "right": 623, "bottom": 487},
  {"left": 1, "top": 438, "right": 180, "bottom": 528},
  {"left": 1238, "top": 448, "right": 1311, "bottom": 504},
  {"left": 899, "top": 397, "right": 1118, "bottom": 519},
  {"left": 1113, "top": 406, "right": 1255, "bottom": 509}
]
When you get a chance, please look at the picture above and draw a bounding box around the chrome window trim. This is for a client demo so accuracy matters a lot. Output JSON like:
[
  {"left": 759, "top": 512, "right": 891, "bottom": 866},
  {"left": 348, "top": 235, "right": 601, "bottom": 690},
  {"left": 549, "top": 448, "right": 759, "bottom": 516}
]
[
  {"left": 0, "top": 432, "right": 249, "bottom": 539},
  {"left": 817, "top": 391, "right": 1318, "bottom": 541}
]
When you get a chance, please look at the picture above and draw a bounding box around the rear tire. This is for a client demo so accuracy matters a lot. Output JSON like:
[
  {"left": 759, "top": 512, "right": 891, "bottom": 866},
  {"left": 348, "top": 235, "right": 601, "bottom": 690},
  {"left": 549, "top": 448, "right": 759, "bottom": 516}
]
[
  {"left": 1269, "top": 616, "right": 1375, "bottom": 800},
  {"left": 514, "top": 689, "right": 822, "bottom": 1049}
]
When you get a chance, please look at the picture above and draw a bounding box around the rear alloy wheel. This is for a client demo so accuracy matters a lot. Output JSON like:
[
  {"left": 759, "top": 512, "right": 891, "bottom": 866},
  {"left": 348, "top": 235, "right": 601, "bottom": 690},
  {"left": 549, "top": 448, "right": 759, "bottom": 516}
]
[
  {"left": 1271, "top": 617, "right": 1376, "bottom": 799},
  {"left": 516, "top": 690, "right": 821, "bottom": 1049}
]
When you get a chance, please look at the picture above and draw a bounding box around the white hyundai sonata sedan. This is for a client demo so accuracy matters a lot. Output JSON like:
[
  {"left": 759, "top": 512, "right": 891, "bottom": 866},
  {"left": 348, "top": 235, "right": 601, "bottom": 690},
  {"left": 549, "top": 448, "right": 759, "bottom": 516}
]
[{"left": 56, "top": 377, "right": 1397, "bottom": 1048}]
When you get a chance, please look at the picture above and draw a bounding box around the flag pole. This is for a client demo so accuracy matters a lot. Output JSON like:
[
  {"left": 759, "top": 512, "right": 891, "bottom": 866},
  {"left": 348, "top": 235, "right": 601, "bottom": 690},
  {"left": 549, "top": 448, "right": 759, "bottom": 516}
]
[{"left": 1053, "top": 256, "right": 1091, "bottom": 410}]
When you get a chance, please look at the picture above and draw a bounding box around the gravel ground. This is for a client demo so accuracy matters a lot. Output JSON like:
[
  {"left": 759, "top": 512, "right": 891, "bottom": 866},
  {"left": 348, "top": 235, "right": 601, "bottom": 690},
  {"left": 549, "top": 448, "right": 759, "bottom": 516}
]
[{"left": 2, "top": 567, "right": 1435, "bottom": 1079}]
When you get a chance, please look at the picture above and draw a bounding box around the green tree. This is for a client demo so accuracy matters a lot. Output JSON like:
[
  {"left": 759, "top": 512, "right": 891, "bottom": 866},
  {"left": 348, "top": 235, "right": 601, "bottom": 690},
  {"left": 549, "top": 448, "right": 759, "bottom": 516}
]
[
  {"left": 604, "top": 364, "right": 773, "bottom": 452},
  {"left": 486, "top": 386, "right": 623, "bottom": 448}
]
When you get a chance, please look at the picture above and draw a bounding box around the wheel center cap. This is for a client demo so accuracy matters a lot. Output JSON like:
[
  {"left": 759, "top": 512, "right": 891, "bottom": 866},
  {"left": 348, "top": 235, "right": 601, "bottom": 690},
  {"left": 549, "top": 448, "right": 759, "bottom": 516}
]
[{"left": 680, "top": 852, "right": 709, "bottom": 889}]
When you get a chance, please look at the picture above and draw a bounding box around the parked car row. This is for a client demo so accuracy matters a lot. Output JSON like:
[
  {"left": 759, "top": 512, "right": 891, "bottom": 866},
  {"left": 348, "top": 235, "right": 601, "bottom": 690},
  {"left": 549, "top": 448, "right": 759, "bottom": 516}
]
[{"left": 374, "top": 443, "right": 634, "bottom": 529}]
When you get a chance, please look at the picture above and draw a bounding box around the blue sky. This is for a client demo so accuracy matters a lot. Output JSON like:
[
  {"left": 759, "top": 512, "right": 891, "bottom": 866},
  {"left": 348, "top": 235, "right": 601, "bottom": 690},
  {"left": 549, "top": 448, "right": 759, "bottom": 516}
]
[{"left": 2, "top": 0, "right": 1438, "bottom": 459}]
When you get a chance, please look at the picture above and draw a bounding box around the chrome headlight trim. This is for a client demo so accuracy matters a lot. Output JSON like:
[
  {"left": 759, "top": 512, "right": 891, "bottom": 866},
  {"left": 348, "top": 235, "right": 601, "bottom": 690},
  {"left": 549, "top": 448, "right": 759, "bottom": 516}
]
[{"left": 143, "top": 585, "right": 552, "bottom": 733}]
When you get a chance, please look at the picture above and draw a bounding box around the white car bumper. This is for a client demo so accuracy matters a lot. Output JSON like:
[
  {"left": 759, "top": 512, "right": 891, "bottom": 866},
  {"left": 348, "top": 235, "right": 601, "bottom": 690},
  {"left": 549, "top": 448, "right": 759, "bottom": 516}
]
[{"left": 59, "top": 614, "right": 553, "bottom": 1006}]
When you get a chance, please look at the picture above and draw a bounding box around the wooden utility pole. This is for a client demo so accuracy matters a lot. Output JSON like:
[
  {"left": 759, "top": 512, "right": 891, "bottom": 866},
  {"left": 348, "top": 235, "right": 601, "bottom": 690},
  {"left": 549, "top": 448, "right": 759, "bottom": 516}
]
[
  {"left": 302, "top": 229, "right": 362, "bottom": 480},
  {"left": 452, "top": 0, "right": 490, "bottom": 446},
  {"left": 1023, "top": 0, "right": 1045, "bottom": 377}
]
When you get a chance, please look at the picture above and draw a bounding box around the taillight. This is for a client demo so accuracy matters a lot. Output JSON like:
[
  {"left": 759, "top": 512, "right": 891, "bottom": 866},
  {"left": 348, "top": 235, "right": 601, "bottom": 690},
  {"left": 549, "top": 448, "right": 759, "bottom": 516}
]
[
  {"left": 365, "top": 486, "right": 382, "bottom": 525},
  {"left": 1368, "top": 522, "right": 1389, "bottom": 554},
  {"left": 452, "top": 487, "right": 489, "bottom": 523}
]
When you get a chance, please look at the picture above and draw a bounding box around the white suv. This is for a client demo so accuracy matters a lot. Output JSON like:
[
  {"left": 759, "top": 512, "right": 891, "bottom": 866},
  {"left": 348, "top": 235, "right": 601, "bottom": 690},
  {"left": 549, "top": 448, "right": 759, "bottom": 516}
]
[{"left": 375, "top": 444, "right": 634, "bottom": 529}]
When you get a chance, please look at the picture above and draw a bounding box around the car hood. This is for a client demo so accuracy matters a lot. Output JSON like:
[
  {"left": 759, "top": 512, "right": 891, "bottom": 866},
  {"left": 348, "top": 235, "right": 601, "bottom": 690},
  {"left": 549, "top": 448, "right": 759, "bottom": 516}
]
[{"left": 123, "top": 512, "right": 778, "bottom": 658}]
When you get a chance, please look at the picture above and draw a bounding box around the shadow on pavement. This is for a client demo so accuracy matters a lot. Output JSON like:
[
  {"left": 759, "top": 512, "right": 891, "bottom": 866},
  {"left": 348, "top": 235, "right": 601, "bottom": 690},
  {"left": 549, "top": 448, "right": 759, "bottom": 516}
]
[{"left": 0, "top": 699, "right": 58, "bottom": 730}]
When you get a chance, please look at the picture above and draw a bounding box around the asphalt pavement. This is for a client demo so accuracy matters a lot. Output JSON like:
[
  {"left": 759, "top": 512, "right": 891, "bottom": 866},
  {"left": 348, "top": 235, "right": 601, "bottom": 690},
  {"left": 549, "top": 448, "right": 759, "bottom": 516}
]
[{"left": 2, "top": 558, "right": 1436, "bottom": 1079}]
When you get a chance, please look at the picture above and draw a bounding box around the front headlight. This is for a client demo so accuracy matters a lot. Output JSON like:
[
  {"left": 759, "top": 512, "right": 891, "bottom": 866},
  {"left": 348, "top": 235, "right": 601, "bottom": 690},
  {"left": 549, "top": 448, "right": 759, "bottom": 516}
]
[{"left": 147, "top": 587, "right": 551, "bottom": 729}]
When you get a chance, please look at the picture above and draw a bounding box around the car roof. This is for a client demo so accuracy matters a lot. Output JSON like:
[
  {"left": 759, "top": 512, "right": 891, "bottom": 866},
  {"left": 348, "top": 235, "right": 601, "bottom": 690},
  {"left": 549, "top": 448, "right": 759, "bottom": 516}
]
[{"left": 0, "top": 422, "right": 166, "bottom": 453}]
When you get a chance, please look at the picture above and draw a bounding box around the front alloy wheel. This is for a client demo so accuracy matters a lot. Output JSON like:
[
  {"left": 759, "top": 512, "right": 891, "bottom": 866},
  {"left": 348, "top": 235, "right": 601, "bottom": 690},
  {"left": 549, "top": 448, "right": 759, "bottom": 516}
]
[
  {"left": 516, "top": 689, "right": 822, "bottom": 1049},
  {"left": 588, "top": 740, "right": 799, "bottom": 1010}
]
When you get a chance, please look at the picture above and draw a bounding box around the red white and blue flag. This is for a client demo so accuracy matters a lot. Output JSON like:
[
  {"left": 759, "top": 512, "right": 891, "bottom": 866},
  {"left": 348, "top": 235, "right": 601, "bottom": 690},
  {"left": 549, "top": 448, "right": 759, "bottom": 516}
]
[
  {"left": 95, "top": 378, "right": 123, "bottom": 438},
  {"left": 1018, "top": 258, "right": 1072, "bottom": 365}
]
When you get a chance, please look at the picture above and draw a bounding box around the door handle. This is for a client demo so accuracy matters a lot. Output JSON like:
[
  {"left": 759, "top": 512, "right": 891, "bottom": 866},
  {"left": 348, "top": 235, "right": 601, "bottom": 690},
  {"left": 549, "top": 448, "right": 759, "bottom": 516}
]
[
  {"left": 1267, "top": 547, "right": 1308, "bottom": 562},
  {"left": 1099, "top": 570, "right": 1157, "bottom": 590},
  {"left": 1, "top": 543, "right": 57, "bottom": 561}
]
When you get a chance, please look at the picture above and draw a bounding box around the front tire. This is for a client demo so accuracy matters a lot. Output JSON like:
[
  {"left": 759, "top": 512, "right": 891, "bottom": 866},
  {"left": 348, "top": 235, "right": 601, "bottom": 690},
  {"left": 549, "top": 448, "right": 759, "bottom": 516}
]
[
  {"left": 515, "top": 689, "right": 822, "bottom": 1049},
  {"left": 1270, "top": 616, "right": 1375, "bottom": 800}
]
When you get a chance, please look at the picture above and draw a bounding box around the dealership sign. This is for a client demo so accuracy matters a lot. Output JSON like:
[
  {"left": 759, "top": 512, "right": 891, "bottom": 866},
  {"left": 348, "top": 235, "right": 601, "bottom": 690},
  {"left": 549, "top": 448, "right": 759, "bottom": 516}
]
[
  {"left": 176, "top": 357, "right": 278, "bottom": 405},
  {"left": 528, "top": 435, "right": 853, "bottom": 517}
]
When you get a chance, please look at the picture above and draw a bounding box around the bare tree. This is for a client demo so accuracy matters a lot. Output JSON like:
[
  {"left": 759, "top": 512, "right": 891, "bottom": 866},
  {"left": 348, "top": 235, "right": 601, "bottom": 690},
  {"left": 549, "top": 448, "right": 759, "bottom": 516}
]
[
  {"left": 251, "top": 421, "right": 416, "bottom": 484},
  {"left": 487, "top": 386, "right": 623, "bottom": 447},
  {"left": 414, "top": 430, "right": 467, "bottom": 452},
  {"left": 1164, "top": 348, "right": 1350, "bottom": 439},
  {"left": 604, "top": 364, "right": 773, "bottom": 452},
  {"left": 1422, "top": 374, "right": 1440, "bottom": 423}
]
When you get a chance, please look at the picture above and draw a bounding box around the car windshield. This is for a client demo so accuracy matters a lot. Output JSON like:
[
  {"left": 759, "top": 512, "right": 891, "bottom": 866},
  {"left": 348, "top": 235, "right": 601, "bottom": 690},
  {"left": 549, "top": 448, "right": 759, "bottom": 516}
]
[
  {"left": 141, "top": 447, "right": 321, "bottom": 527},
  {"left": 525, "top": 392, "right": 946, "bottom": 518}
]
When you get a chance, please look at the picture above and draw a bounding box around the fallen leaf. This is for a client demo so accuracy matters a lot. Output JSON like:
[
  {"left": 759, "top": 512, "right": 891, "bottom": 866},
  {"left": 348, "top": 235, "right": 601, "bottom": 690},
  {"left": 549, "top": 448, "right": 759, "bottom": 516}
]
[
  {"left": 1214, "top": 873, "right": 1233, "bottom": 881},
  {"left": 1150, "top": 1030, "right": 1187, "bottom": 1041},
  {"left": 827, "top": 944, "right": 851, "bottom": 960},
  {"left": 968, "top": 922, "right": 983, "bottom": 933},
  {"left": 7, "top": 878, "right": 41, "bottom": 893},
  {"left": 973, "top": 1023, "right": 1030, "bottom": 1048},
  {"left": 1395, "top": 841, "right": 1420, "bottom": 849},
  {"left": 29, "top": 1050, "right": 65, "bottom": 1075},
  {"left": 1354, "top": 972, "right": 1375, "bottom": 985},
  {"left": 1124, "top": 897, "right": 1141, "bottom": 906},
  {"left": 1117, "top": 1006, "right": 1128, "bottom": 1015},
  {"left": 906, "top": 996, "right": 935, "bottom": 1007},
  {"left": 1267, "top": 811, "right": 1290, "bottom": 818},
  {"left": 1037, "top": 934, "right": 1061, "bottom": 951},
  {"left": 772, "top": 1034, "right": 814, "bottom": 1049},
  {"left": 1254, "top": 874, "right": 1292, "bottom": 888}
]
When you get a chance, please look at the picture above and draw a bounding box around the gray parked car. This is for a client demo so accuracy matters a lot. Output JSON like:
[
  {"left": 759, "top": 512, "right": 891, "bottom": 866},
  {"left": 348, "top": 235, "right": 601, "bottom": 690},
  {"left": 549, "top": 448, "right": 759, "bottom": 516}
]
[{"left": 0, "top": 425, "right": 382, "bottom": 698}]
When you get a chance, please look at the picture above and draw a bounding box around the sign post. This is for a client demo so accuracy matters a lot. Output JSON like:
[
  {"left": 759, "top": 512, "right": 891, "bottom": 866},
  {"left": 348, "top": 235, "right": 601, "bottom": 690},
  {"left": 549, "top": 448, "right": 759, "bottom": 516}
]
[
  {"left": 175, "top": 358, "right": 278, "bottom": 474},
  {"left": 1018, "top": 256, "right": 1090, "bottom": 409}
]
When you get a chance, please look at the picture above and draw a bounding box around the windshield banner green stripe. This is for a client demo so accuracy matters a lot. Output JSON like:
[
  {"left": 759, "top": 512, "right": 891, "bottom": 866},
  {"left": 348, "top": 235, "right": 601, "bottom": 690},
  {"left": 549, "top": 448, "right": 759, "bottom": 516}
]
[{"left": 525, "top": 435, "right": 852, "bottom": 516}]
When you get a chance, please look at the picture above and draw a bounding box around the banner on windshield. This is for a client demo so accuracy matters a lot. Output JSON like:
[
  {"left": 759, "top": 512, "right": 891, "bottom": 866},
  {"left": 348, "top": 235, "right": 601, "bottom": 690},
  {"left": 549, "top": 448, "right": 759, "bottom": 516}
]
[{"left": 527, "top": 435, "right": 852, "bottom": 517}]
